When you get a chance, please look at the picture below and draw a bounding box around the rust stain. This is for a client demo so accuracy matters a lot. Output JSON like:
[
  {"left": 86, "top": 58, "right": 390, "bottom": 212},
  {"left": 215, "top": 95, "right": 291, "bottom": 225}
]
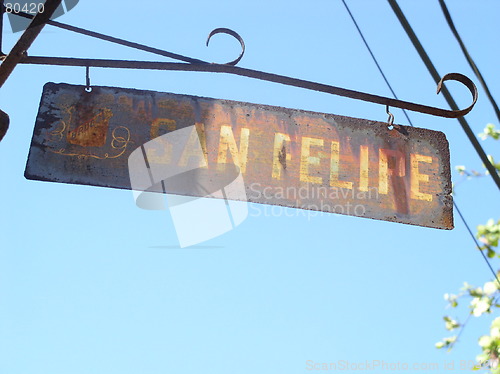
[{"left": 278, "top": 144, "right": 287, "bottom": 169}]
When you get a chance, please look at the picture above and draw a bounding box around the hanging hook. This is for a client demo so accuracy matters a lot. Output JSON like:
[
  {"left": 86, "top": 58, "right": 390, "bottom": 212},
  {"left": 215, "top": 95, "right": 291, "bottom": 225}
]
[
  {"left": 85, "top": 65, "right": 92, "bottom": 92},
  {"left": 206, "top": 28, "right": 245, "bottom": 66},
  {"left": 386, "top": 105, "right": 395, "bottom": 129}
]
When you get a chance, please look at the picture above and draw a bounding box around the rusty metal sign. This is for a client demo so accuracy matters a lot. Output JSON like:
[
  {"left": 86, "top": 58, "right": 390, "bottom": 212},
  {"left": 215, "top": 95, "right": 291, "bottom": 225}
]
[{"left": 25, "top": 83, "right": 453, "bottom": 229}]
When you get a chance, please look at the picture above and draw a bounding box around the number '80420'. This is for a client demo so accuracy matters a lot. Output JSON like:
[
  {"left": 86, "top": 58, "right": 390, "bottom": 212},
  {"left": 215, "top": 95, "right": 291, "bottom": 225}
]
[{"left": 4, "top": 2, "right": 45, "bottom": 14}]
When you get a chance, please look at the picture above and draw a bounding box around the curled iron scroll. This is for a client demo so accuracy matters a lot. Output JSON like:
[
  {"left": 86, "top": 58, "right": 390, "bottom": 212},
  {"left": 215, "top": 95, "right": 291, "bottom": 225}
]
[
  {"left": 206, "top": 28, "right": 245, "bottom": 66},
  {"left": 436, "top": 73, "right": 477, "bottom": 118}
]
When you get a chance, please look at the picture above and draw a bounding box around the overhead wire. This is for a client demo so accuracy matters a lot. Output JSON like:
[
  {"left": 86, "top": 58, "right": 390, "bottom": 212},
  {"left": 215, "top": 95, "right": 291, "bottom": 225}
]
[
  {"left": 438, "top": 0, "right": 500, "bottom": 123},
  {"left": 340, "top": 0, "right": 500, "bottom": 286},
  {"left": 454, "top": 202, "right": 500, "bottom": 285},
  {"left": 386, "top": 0, "right": 499, "bottom": 283},
  {"left": 340, "top": 0, "right": 413, "bottom": 126},
  {"left": 387, "top": 0, "right": 500, "bottom": 190}
]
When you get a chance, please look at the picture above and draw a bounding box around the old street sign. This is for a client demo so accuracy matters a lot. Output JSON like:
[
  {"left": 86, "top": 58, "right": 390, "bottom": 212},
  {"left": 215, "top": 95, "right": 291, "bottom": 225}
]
[{"left": 25, "top": 83, "right": 453, "bottom": 229}]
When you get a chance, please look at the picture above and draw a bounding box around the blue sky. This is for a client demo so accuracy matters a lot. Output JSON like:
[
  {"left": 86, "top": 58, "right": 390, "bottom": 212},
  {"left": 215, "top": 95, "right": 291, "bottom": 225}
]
[{"left": 0, "top": 1, "right": 499, "bottom": 373}]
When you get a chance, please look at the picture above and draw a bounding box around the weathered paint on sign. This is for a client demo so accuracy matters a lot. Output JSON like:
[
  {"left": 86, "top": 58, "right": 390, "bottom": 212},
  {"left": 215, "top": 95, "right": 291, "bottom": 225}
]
[{"left": 25, "top": 83, "right": 453, "bottom": 229}]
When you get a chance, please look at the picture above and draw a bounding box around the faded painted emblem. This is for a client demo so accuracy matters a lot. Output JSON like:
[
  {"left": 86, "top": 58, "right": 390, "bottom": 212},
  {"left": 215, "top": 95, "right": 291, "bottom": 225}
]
[
  {"left": 67, "top": 108, "right": 113, "bottom": 147},
  {"left": 25, "top": 83, "right": 453, "bottom": 229}
]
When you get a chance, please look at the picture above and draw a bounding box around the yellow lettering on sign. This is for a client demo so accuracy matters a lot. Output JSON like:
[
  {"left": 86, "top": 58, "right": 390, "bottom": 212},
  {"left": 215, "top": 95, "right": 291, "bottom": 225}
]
[
  {"left": 150, "top": 118, "right": 176, "bottom": 139},
  {"left": 135, "top": 100, "right": 147, "bottom": 118},
  {"left": 179, "top": 123, "right": 209, "bottom": 168},
  {"left": 147, "top": 118, "right": 176, "bottom": 164},
  {"left": 411, "top": 153, "right": 433, "bottom": 201},
  {"left": 300, "top": 137, "right": 323, "bottom": 185},
  {"left": 329, "top": 141, "right": 353, "bottom": 189},
  {"left": 359, "top": 145, "right": 369, "bottom": 192},
  {"left": 217, "top": 125, "right": 250, "bottom": 174},
  {"left": 118, "top": 95, "right": 133, "bottom": 107},
  {"left": 272, "top": 133, "right": 291, "bottom": 180},
  {"left": 378, "top": 149, "right": 405, "bottom": 194}
]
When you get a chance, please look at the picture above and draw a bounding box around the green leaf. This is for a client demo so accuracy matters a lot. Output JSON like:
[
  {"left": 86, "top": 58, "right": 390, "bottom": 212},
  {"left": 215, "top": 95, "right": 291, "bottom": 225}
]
[{"left": 479, "top": 123, "right": 500, "bottom": 140}]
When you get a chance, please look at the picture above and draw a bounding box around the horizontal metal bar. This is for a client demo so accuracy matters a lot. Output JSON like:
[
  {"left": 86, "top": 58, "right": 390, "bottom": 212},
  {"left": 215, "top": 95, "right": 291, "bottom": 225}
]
[{"left": 21, "top": 55, "right": 477, "bottom": 119}]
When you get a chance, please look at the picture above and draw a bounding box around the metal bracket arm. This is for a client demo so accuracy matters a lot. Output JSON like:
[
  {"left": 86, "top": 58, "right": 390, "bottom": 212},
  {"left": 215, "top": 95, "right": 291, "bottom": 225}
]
[
  {"left": 4, "top": 7, "right": 478, "bottom": 119},
  {"left": 21, "top": 55, "right": 477, "bottom": 119}
]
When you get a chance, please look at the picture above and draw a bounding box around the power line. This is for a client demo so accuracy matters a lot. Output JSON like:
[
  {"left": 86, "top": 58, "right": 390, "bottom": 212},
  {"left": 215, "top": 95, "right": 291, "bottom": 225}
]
[
  {"left": 340, "top": 0, "right": 413, "bottom": 126},
  {"left": 340, "top": 0, "right": 499, "bottom": 285},
  {"left": 385, "top": 0, "right": 500, "bottom": 283},
  {"left": 387, "top": 0, "right": 500, "bottom": 191},
  {"left": 438, "top": 0, "right": 500, "bottom": 124},
  {"left": 454, "top": 202, "right": 500, "bottom": 286}
]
